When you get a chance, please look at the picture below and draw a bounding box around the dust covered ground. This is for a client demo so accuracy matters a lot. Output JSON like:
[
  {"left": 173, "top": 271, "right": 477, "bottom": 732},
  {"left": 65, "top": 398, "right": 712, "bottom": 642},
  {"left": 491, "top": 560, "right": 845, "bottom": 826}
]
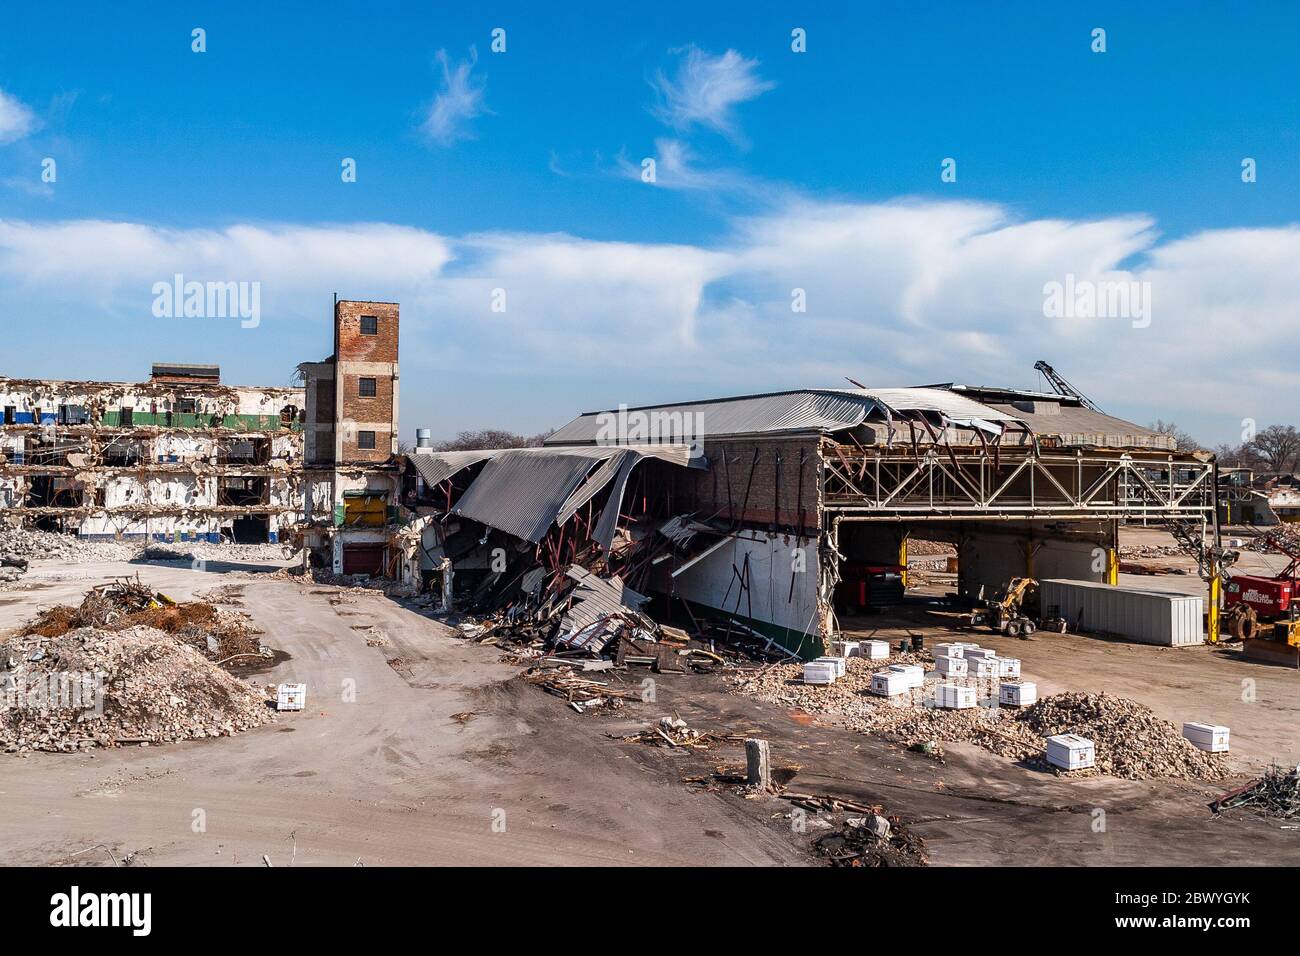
[{"left": 0, "top": 530, "right": 1296, "bottom": 866}]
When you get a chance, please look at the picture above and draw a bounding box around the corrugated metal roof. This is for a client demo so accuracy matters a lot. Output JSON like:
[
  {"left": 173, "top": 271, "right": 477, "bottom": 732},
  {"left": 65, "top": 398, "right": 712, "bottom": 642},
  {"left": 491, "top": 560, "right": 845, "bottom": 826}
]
[
  {"left": 433, "top": 444, "right": 702, "bottom": 544},
  {"left": 408, "top": 450, "right": 498, "bottom": 487},
  {"left": 453, "top": 451, "right": 600, "bottom": 542},
  {"left": 544, "top": 387, "right": 1023, "bottom": 444}
]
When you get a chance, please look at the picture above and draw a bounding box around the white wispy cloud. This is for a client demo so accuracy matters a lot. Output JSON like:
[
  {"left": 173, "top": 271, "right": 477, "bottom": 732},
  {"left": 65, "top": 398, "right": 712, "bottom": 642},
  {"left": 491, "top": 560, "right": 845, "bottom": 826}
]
[
  {"left": 650, "top": 46, "right": 774, "bottom": 139},
  {"left": 0, "top": 89, "right": 37, "bottom": 144},
  {"left": 0, "top": 204, "right": 1295, "bottom": 442},
  {"left": 422, "top": 48, "right": 487, "bottom": 146}
]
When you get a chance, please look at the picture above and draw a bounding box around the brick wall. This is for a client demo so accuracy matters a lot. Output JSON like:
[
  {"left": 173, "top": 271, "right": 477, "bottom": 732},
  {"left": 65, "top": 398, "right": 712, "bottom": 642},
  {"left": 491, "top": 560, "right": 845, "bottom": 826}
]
[
  {"left": 334, "top": 299, "right": 399, "bottom": 464},
  {"left": 674, "top": 436, "right": 823, "bottom": 533},
  {"left": 336, "top": 301, "right": 399, "bottom": 363}
]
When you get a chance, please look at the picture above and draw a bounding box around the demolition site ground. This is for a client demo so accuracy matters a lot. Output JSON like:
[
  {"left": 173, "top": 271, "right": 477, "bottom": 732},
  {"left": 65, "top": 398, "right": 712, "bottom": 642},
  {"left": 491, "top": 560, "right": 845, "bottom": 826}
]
[{"left": 0, "top": 534, "right": 1297, "bottom": 867}]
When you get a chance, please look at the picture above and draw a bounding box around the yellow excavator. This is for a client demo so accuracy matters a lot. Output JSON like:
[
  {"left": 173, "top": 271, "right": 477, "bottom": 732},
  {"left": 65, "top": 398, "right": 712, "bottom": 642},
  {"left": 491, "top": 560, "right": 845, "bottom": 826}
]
[{"left": 967, "top": 577, "right": 1068, "bottom": 638}]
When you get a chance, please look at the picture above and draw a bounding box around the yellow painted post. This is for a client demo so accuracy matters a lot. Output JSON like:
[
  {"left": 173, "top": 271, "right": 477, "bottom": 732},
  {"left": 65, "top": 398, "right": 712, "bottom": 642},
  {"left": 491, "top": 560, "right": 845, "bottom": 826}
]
[
  {"left": 1208, "top": 574, "right": 1221, "bottom": 644},
  {"left": 898, "top": 537, "right": 908, "bottom": 588},
  {"left": 1106, "top": 547, "right": 1119, "bottom": 585}
]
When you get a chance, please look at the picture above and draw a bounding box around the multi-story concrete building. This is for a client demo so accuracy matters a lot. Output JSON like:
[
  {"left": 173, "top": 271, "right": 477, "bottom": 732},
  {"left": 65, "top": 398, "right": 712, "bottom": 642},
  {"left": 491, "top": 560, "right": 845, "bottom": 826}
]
[{"left": 0, "top": 364, "right": 305, "bottom": 542}]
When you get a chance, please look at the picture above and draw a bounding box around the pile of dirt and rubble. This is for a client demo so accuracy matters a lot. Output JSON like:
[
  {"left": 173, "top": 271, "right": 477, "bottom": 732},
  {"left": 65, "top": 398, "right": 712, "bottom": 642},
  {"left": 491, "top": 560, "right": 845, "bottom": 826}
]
[
  {"left": 17, "top": 578, "right": 266, "bottom": 664},
  {"left": 0, "top": 528, "right": 137, "bottom": 583},
  {"left": 1014, "top": 692, "right": 1227, "bottom": 780},
  {"left": 731, "top": 660, "right": 1226, "bottom": 781},
  {"left": 906, "top": 539, "right": 956, "bottom": 557},
  {"left": 136, "top": 541, "right": 296, "bottom": 565},
  {"left": 812, "top": 812, "right": 929, "bottom": 867},
  {"left": 1, "top": 624, "right": 273, "bottom": 752}
]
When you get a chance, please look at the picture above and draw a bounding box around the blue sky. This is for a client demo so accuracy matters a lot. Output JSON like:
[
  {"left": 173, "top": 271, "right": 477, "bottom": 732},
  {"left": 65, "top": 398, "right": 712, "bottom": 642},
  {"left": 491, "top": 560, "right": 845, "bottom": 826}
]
[{"left": 1, "top": 1, "right": 1297, "bottom": 445}]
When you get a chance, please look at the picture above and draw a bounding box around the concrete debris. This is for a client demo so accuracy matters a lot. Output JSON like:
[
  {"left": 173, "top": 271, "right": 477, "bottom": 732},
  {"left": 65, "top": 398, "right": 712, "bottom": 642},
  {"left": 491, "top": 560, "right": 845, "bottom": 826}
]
[
  {"left": 0, "top": 526, "right": 136, "bottom": 565},
  {"left": 1, "top": 625, "right": 273, "bottom": 752},
  {"left": 18, "top": 578, "right": 267, "bottom": 665},
  {"left": 812, "top": 813, "right": 928, "bottom": 867},
  {"left": 1017, "top": 692, "right": 1227, "bottom": 780},
  {"left": 732, "top": 657, "right": 1227, "bottom": 781}
]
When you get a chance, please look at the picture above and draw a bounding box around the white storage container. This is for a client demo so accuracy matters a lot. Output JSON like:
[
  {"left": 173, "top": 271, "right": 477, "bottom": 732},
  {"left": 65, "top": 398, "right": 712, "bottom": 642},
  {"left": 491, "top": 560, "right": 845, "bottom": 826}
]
[
  {"left": 936, "top": 683, "right": 976, "bottom": 710},
  {"left": 1182, "top": 722, "right": 1230, "bottom": 752},
  {"left": 1040, "top": 579, "right": 1203, "bottom": 646},
  {"left": 935, "top": 655, "right": 968, "bottom": 677},
  {"left": 803, "top": 662, "right": 837, "bottom": 685},
  {"left": 1045, "top": 733, "right": 1095, "bottom": 770},
  {"left": 994, "top": 656, "right": 1021, "bottom": 678},
  {"left": 830, "top": 640, "right": 860, "bottom": 659},
  {"left": 962, "top": 647, "right": 995, "bottom": 660},
  {"left": 889, "top": 663, "right": 924, "bottom": 689},
  {"left": 999, "top": 681, "right": 1037, "bottom": 707},
  {"left": 871, "top": 670, "right": 910, "bottom": 697},
  {"left": 966, "top": 656, "right": 1000, "bottom": 678},
  {"left": 276, "top": 683, "right": 306, "bottom": 711},
  {"left": 812, "top": 655, "right": 847, "bottom": 678},
  {"left": 934, "top": 642, "right": 963, "bottom": 659},
  {"left": 863, "top": 640, "right": 890, "bottom": 660}
]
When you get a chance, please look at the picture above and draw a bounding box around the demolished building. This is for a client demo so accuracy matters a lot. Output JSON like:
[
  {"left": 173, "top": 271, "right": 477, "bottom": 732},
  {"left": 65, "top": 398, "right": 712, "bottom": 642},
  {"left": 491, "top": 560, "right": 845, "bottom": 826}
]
[
  {"left": 403, "top": 385, "right": 1215, "bottom": 658},
  {"left": 0, "top": 364, "right": 305, "bottom": 543}
]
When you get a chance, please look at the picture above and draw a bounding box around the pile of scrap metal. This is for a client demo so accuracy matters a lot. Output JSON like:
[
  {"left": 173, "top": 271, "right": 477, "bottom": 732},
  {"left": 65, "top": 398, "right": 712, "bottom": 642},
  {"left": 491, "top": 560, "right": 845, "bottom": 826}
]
[{"left": 1212, "top": 764, "right": 1300, "bottom": 819}]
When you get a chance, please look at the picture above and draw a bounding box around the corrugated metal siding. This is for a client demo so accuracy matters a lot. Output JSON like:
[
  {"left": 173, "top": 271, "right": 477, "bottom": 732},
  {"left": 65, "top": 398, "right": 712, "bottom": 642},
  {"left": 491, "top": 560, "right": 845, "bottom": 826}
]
[{"left": 1040, "top": 579, "right": 1203, "bottom": 646}]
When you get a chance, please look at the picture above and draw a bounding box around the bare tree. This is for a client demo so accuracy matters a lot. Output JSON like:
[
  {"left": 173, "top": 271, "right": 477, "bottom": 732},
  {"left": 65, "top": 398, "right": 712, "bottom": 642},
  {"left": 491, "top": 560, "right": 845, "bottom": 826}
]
[
  {"left": 1244, "top": 424, "right": 1300, "bottom": 474},
  {"left": 1214, "top": 442, "right": 1263, "bottom": 470},
  {"left": 1149, "top": 419, "right": 1202, "bottom": 454},
  {"left": 434, "top": 428, "right": 552, "bottom": 451}
]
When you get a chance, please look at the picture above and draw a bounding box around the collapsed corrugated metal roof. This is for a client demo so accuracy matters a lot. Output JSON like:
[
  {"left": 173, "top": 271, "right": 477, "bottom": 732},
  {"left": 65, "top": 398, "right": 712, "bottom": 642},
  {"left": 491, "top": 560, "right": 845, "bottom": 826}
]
[{"left": 409, "top": 444, "right": 702, "bottom": 549}]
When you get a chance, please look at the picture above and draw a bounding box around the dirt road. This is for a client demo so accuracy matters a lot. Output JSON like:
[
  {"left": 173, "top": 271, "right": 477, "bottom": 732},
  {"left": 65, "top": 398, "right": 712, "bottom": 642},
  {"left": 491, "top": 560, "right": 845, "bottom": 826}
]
[{"left": 0, "top": 559, "right": 802, "bottom": 866}]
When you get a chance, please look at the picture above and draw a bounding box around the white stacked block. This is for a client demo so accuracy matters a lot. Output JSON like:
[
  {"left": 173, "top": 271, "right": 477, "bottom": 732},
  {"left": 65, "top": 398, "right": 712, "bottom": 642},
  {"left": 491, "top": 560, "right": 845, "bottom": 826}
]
[
  {"left": 830, "top": 640, "right": 861, "bottom": 659},
  {"left": 934, "top": 642, "right": 963, "bottom": 659},
  {"left": 995, "top": 657, "right": 1021, "bottom": 678},
  {"left": 276, "top": 683, "right": 306, "bottom": 711},
  {"left": 935, "top": 655, "right": 968, "bottom": 677},
  {"left": 803, "top": 661, "right": 837, "bottom": 685},
  {"left": 812, "top": 656, "right": 846, "bottom": 678},
  {"left": 862, "top": 640, "right": 890, "bottom": 660},
  {"left": 962, "top": 647, "right": 995, "bottom": 661},
  {"left": 871, "top": 670, "right": 910, "bottom": 697},
  {"left": 936, "top": 683, "right": 976, "bottom": 710},
  {"left": 1182, "top": 722, "right": 1230, "bottom": 752},
  {"left": 1045, "top": 733, "right": 1095, "bottom": 770},
  {"left": 999, "top": 681, "right": 1037, "bottom": 707},
  {"left": 889, "top": 663, "right": 924, "bottom": 689},
  {"left": 966, "top": 656, "right": 1000, "bottom": 678}
]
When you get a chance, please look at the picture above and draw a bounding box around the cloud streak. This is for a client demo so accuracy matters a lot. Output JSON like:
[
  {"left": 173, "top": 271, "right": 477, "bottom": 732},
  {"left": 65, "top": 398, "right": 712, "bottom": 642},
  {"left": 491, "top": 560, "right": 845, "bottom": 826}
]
[
  {"left": 650, "top": 47, "right": 773, "bottom": 139},
  {"left": 422, "top": 48, "right": 487, "bottom": 146}
]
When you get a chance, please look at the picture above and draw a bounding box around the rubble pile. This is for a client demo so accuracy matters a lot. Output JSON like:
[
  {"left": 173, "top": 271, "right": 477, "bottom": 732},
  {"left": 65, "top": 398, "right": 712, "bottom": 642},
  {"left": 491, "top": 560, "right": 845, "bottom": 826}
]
[
  {"left": 617, "top": 716, "right": 742, "bottom": 750},
  {"left": 0, "top": 528, "right": 135, "bottom": 581},
  {"left": 813, "top": 812, "right": 929, "bottom": 867},
  {"left": 731, "top": 660, "right": 1226, "bottom": 781},
  {"left": 1, "top": 625, "right": 273, "bottom": 752},
  {"left": 1212, "top": 765, "right": 1300, "bottom": 818},
  {"left": 905, "top": 539, "right": 956, "bottom": 557},
  {"left": 19, "top": 578, "right": 266, "bottom": 665},
  {"left": 1015, "top": 692, "right": 1227, "bottom": 780}
]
